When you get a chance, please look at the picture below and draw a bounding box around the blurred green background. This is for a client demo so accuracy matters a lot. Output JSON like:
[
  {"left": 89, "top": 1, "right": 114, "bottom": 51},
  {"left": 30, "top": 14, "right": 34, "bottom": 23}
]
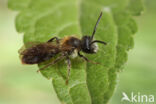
[{"left": 0, "top": 0, "right": 155, "bottom": 104}]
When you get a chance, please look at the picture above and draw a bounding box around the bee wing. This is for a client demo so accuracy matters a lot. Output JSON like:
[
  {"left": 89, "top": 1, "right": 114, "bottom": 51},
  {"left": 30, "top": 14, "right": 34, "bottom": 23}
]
[
  {"left": 18, "top": 45, "right": 25, "bottom": 54},
  {"left": 18, "top": 41, "right": 42, "bottom": 54},
  {"left": 20, "top": 43, "right": 60, "bottom": 64}
]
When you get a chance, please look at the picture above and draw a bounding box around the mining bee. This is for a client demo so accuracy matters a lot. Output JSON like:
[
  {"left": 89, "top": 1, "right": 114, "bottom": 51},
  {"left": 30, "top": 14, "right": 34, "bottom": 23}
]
[{"left": 19, "top": 12, "right": 107, "bottom": 84}]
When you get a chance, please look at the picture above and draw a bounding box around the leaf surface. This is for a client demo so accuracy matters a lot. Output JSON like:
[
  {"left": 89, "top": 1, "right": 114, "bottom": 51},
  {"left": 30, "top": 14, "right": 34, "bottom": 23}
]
[{"left": 8, "top": 0, "right": 143, "bottom": 104}]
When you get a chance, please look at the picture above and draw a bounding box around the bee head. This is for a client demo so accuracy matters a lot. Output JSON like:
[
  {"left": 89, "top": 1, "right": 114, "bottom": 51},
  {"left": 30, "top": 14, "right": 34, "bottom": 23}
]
[
  {"left": 80, "top": 12, "right": 107, "bottom": 54},
  {"left": 81, "top": 36, "right": 98, "bottom": 54}
]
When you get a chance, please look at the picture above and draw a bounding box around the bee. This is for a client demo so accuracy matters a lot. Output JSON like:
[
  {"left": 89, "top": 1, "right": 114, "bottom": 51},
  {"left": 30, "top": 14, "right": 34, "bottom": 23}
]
[{"left": 20, "top": 12, "right": 107, "bottom": 84}]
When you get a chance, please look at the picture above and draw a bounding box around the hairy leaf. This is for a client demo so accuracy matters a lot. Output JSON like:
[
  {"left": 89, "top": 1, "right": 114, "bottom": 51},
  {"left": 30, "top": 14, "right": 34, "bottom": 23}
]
[{"left": 8, "top": 0, "right": 143, "bottom": 104}]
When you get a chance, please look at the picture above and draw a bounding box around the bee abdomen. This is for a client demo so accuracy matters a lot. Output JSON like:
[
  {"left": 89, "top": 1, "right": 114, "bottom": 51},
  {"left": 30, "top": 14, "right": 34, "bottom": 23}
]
[{"left": 21, "top": 43, "right": 60, "bottom": 64}]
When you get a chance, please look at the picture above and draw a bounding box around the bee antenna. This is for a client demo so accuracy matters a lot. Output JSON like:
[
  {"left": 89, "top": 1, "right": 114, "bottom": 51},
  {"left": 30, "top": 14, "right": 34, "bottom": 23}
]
[{"left": 91, "top": 12, "right": 103, "bottom": 40}]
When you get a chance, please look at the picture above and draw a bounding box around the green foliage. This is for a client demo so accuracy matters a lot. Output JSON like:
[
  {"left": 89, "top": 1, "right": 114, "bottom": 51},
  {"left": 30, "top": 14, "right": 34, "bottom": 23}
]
[{"left": 8, "top": 0, "right": 143, "bottom": 104}]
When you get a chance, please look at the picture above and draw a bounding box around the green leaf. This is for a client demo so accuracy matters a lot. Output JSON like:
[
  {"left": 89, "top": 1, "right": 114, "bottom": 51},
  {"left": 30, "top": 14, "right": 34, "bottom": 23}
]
[
  {"left": 103, "top": 0, "right": 144, "bottom": 103},
  {"left": 8, "top": 0, "right": 31, "bottom": 10},
  {"left": 127, "top": 0, "right": 144, "bottom": 16},
  {"left": 8, "top": 0, "right": 143, "bottom": 104}
]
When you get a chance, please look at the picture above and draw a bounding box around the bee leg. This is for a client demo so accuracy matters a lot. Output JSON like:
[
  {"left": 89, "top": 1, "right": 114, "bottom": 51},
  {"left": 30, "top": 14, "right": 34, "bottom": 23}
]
[
  {"left": 65, "top": 56, "right": 71, "bottom": 85},
  {"left": 47, "top": 37, "right": 59, "bottom": 43},
  {"left": 78, "top": 51, "right": 100, "bottom": 65},
  {"left": 37, "top": 55, "right": 65, "bottom": 72}
]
